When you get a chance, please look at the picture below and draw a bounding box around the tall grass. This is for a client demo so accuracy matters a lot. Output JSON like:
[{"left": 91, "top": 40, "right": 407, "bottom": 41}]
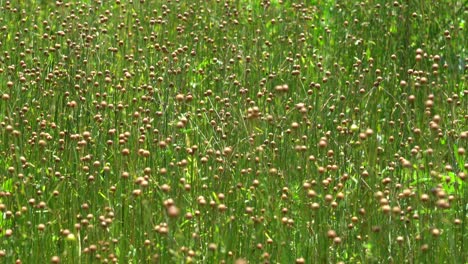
[{"left": 0, "top": 0, "right": 466, "bottom": 263}]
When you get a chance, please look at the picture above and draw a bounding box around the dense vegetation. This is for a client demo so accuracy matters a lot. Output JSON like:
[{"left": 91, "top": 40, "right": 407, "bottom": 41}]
[{"left": 0, "top": 0, "right": 467, "bottom": 263}]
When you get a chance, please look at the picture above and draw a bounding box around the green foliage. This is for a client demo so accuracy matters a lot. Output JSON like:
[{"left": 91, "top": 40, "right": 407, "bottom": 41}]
[{"left": 0, "top": 0, "right": 466, "bottom": 263}]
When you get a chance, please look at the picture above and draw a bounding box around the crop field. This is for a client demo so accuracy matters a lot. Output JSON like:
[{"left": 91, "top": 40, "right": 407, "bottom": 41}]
[{"left": 0, "top": 0, "right": 467, "bottom": 263}]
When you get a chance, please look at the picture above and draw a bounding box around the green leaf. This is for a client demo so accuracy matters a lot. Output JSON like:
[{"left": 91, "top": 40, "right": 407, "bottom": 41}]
[{"left": 1, "top": 178, "right": 13, "bottom": 192}]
